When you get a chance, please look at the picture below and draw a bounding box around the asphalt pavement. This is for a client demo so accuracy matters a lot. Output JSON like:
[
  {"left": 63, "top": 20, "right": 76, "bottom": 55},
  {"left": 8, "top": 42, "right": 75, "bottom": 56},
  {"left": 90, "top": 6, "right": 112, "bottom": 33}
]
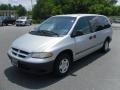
[{"left": 0, "top": 24, "right": 120, "bottom": 90}]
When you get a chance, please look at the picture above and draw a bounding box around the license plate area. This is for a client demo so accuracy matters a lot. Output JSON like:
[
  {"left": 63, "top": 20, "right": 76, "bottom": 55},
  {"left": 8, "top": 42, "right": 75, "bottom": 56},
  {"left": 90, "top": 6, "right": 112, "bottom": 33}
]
[{"left": 11, "top": 58, "right": 18, "bottom": 67}]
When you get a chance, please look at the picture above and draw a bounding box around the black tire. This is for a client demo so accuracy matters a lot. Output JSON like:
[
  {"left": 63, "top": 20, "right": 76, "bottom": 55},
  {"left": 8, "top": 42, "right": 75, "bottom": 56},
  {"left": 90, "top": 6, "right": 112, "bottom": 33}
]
[
  {"left": 25, "top": 22, "right": 27, "bottom": 26},
  {"left": 53, "top": 53, "right": 72, "bottom": 77},
  {"left": 12, "top": 22, "right": 15, "bottom": 25},
  {"left": 16, "top": 24, "right": 20, "bottom": 27},
  {"left": 30, "top": 22, "right": 32, "bottom": 25},
  {"left": 101, "top": 40, "right": 110, "bottom": 53},
  {"left": 1, "top": 22, "right": 4, "bottom": 26},
  {"left": 6, "top": 23, "right": 8, "bottom": 26}
]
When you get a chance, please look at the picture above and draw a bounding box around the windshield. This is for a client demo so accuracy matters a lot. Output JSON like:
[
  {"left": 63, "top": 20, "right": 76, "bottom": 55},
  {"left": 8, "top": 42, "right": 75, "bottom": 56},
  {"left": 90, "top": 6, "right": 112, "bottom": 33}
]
[{"left": 30, "top": 16, "right": 76, "bottom": 37}]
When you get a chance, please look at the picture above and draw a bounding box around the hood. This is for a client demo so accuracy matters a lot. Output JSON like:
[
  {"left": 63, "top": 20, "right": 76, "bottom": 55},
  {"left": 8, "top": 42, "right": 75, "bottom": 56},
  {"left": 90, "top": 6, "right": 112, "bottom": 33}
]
[
  {"left": 16, "top": 19, "right": 26, "bottom": 22},
  {"left": 11, "top": 33, "right": 63, "bottom": 52}
]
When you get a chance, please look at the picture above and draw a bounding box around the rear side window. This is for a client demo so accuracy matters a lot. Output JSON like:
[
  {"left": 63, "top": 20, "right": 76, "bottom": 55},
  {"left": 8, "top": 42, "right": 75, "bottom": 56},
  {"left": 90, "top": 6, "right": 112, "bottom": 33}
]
[{"left": 88, "top": 16, "right": 111, "bottom": 32}]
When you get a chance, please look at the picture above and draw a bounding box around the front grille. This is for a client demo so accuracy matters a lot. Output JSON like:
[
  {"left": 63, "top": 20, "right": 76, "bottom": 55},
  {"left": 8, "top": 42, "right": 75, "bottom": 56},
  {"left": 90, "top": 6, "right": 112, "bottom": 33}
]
[
  {"left": 11, "top": 47, "right": 30, "bottom": 58},
  {"left": 16, "top": 21, "right": 23, "bottom": 24}
]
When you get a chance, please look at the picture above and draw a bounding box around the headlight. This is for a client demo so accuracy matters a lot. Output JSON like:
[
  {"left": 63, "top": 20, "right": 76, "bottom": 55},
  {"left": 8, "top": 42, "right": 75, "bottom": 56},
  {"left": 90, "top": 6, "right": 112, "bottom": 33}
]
[
  {"left": 31, "top": 52, "right": 53, "bottom": 59},
  {"left": 22, "top": 21, "right": 25, "bottom": 24}
]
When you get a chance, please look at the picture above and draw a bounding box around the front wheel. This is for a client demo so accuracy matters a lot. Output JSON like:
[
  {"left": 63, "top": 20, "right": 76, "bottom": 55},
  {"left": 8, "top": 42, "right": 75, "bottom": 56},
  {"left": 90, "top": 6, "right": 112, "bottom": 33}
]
[
  {"left": 1, "top": 22, "right": 4, "bottom": 26},
  {"left": 53, "top": 54, "right": 71, "bottom": 77},
  {"left": 29, "top": 22, "right": 32, "bottom": 25}
]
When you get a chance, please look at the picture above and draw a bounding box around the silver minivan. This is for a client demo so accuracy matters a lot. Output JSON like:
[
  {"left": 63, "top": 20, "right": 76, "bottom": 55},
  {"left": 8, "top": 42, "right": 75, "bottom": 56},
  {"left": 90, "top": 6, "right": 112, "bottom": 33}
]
[
  {"left": 16, "top": 16, "right": 32, "bottom": 26},
  {"left": 7, "top": 14, "right": 113, "bottom": 77}
]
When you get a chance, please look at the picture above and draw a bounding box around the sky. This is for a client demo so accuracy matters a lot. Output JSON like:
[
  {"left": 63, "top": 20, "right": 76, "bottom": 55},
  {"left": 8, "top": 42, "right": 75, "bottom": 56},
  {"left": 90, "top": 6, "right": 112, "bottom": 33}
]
[
  {"left": 0, "top": 0, "right": 120, "bottom": 10},
  {"left": 116, "top": 0, "right": 120, "bottom": 5},
  {"left": 0, "top": 0, "right": 36, "bottom": 10}
]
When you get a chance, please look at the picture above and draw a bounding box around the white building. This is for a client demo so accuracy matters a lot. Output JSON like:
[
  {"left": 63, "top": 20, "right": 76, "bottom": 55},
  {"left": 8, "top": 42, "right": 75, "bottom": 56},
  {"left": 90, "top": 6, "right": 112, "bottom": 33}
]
[{"left": 0, "top": 10, "right": 16, "bottom": 16}]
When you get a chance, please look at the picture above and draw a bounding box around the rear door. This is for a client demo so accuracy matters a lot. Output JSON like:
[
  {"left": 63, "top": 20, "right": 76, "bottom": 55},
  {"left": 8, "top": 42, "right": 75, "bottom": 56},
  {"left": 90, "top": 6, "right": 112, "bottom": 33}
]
[
  {"left": 7, "top": 16, "right": 11, "bottom": 24},
  {"left": 88, "top": 16, "right": 111, "bottom": 49}
]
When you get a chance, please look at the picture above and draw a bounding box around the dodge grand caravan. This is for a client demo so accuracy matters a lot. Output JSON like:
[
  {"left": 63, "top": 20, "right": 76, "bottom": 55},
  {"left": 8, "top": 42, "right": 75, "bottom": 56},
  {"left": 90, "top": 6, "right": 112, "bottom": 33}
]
[{"left": 7, "top": 14, "right": 113, "bottom": 77}]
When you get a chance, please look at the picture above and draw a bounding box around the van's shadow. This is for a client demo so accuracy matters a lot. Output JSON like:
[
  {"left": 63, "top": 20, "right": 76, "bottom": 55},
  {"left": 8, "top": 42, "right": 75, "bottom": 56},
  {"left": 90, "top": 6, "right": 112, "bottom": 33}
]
[{"left": 4, "top": 50, "right": 109, "bottom": 89}]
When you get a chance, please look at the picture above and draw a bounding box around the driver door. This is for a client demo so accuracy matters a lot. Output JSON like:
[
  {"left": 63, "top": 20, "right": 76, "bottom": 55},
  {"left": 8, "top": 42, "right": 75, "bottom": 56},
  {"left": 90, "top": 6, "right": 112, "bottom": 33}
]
[{"left": 72, "top": 17, "right": 95, "bottom": 60}]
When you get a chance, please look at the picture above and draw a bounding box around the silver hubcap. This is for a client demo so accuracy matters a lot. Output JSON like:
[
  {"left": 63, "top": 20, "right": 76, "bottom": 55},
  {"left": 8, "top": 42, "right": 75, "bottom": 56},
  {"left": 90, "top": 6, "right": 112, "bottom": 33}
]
[
  {"left": 59, "top": 59, "right": 69, "bottom": 74},
  {"left": 105, "top": 41, "right": 109, "bottom": 51}
]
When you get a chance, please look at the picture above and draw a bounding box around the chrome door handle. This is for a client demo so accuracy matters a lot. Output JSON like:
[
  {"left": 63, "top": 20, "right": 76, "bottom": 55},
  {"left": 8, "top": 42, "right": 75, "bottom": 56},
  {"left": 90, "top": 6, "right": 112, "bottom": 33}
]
[
  {"left": 93, "top": 35, "right": 96, "bottom": 38},
  {"left": 89, "top": 36, "right": 93, "bottom": 40}
]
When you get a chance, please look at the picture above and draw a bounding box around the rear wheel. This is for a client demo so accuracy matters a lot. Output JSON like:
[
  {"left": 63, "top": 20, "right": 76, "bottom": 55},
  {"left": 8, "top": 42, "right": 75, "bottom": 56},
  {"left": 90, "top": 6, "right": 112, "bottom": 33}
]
[
  {"left": 53, "top": 54, "right": 71, "bottom": 77},
  {"left": 6, "top": 23, "right": 8, "bottom": 26},
  {"left": 12, "top": 22, "right": 15, "bottom": 25},
  {"left": 102, "top": 40, "right": 110, "bottom": 52}
]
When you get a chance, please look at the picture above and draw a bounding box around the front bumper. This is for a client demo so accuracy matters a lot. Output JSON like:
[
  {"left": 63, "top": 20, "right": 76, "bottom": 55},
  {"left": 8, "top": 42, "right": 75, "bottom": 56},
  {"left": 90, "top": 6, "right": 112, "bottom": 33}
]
[
  {"left": 7, "top": 53, "right": 54, "bottom": 74},
  {"left": 16, "top": 22, "right": 26, "bottom": 26},
  {"left": 16, "top": 23, "right": 25, "bottom": 26},
  {"left": 0, "top": 22, "right": 2, "bottom": 26}
]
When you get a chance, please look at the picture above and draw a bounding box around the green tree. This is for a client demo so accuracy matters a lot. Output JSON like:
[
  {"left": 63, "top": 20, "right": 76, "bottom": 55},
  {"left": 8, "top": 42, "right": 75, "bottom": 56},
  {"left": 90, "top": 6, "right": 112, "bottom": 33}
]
[
  {"left": 0, "top": 4, "right": 14, "bottom": 10},
  {"left": 0, "top": 4, "right": 9, "bottom": 10},
  {"left": 32, "top": 0, "right": 118, "bottom": 21},
  {"left": 89, "top": 4, "right": 105, "bottom": 14},
  {"left": 103, "top": 6, "right": 113, "bottom": 15},
  {"left": 16, "top": 5, "right": 27, "bottom": 16},
  {"left": 112, "top": 6, "right": 120, "bottom": 16},
  {"left": 32, "top": 0, "right": 55, "bottom": 19},
  {"left": 51, "top": 5, "right": 62, "bottom": 15}
]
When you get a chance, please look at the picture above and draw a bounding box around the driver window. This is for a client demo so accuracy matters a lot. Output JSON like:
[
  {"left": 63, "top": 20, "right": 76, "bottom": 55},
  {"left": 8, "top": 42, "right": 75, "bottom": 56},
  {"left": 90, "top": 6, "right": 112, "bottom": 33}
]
[{"left": 73, "top": 17, "right": 91, "bottom": 35}]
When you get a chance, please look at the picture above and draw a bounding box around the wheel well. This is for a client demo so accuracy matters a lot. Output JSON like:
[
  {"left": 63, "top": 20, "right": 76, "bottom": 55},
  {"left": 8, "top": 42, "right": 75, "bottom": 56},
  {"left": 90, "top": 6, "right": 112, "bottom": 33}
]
[
  {"left": 56, "top": 49, "right": 73, "bottom": 61},
  {"left": 105, "top": 37, "right": 111, "bottom": 42}
]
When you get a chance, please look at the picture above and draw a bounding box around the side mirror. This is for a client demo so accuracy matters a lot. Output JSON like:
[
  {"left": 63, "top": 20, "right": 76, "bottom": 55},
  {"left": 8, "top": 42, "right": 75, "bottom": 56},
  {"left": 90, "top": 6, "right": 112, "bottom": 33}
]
[{"left": 71, "top": 31, "right": 84, "bottom": 37}]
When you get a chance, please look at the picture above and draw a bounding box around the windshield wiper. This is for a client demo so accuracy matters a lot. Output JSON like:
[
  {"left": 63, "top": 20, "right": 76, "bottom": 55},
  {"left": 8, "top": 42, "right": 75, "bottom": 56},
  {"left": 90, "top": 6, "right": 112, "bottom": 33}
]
[
  {"left": 29, "top": 30, "right": 59, "bottom": 37},
  {"left": 40, "top": 30, "right": 59, "bottom": 36}
]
